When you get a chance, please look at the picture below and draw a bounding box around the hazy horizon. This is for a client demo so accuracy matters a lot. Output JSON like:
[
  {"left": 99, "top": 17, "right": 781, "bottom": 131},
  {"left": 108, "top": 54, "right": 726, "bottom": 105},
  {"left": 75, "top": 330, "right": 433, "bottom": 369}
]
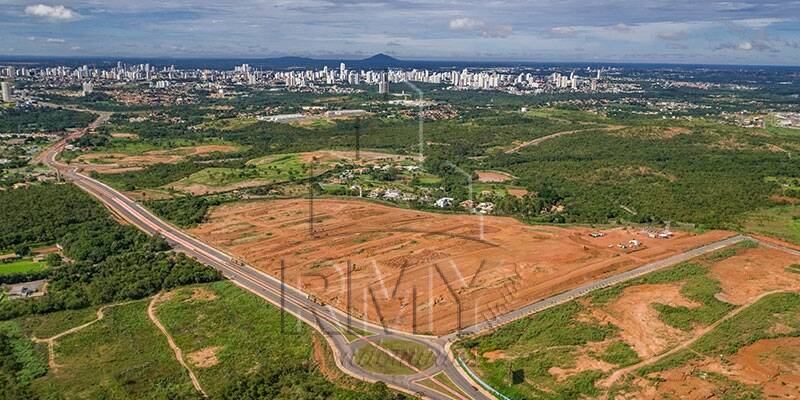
[{"left": 2, "top": 1, "right": 800, "bottom": 66}]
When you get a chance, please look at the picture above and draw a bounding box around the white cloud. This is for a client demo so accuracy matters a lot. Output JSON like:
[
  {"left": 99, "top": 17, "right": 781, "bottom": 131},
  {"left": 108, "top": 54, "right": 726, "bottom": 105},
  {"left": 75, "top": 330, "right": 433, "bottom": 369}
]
[
  {"left": 547, "top": 26, "right": 581, "bottom": 38},
  {"left": 716, "top": 1, "right": 755, "bottom": 12},
  {"left": 24, "top": 4, "right": 80, "bottom": 21},
  {"left": 730, "top": 18, "right": 784, "bottom": 29},
  {"left": 449, "top": 17, "right": 484, "bottom": 31},
  {"left": 715, "top": 40, "right": 776, "bottom": 52},
  {"left": 45, "top": 38, "right": 65, "bottom": 43},
  {"left": 608, "top": 23, "right": 633, "bottom": 33},
  {"left": 449, "top": 17, "right": 512, "bottom": 38}
]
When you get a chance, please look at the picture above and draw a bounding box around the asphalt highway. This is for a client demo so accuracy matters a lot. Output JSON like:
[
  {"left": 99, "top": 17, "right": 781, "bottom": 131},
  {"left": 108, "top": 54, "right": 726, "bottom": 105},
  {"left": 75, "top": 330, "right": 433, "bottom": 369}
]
[
  {"left": 40, "top": 112, "right": 755, "bottom": 400},
  {"left": 42, "top": 134, "right": 485, "bottom": 400}
]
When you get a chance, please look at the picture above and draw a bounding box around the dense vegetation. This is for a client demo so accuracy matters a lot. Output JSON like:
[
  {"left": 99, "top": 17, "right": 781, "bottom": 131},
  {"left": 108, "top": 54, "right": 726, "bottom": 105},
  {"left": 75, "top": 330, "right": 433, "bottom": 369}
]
[
  {"left": 145, "top": 195, "right": 218, "bottom": 227},
  {"left": 0, "top": 184, "right": 221, "bottom": 320},
  {"left": 0, "top": 107, "right": 95, "bottom": 132},
  {"left": 89, "top": 101, "right": 800, "bottom": 229},
  {"left": 0, "top": 330, "right": 38, "bottom": 399}
]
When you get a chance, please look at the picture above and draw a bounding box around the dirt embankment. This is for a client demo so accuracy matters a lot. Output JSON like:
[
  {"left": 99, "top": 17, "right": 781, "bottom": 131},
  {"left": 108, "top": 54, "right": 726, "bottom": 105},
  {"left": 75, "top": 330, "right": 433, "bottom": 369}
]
[
  {"left": 710, "top": 246, "right": 800, "bottom": 305},
  {"left": 590, "top": 283, "right": 700, "bottom": 359}
]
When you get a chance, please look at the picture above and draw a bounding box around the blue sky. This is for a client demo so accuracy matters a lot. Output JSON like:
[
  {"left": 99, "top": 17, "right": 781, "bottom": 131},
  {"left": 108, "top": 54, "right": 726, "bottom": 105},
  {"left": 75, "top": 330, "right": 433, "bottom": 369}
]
[{"left": 2, "top": 1, "right": 800, "bottom": 65}]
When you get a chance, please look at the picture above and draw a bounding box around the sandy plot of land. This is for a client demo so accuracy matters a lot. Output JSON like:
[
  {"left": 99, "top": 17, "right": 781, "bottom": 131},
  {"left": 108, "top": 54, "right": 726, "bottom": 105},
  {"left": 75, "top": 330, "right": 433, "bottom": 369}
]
[
  {"left": 633, "top": 337, "right": 800, "bottom": 400},
  {"left": 76, "top": 144, "right": 238, "bottom": 174},
  {"left": 110, "top": 132, "right": 139, "bottom": 139},
  {"left": 709, "top": 246, "right": 800, "bottom": 305},
  {"left": 506, "top": 188, "right": 529, "bottom": 198},
  {"left": 187, "top": 346, "right": 222, "bottom": 369},
  {"left": 726, "top": 337, "right": 800, "bottom": 397},
  {"left": 590, "top": 283, "right": 700, "bottom": 359},
  {"left": 189, "top": 198, "right": 732, "bottom": 335},
  {"left": 549, "top": 354, "right": 615, "bottom": 382},
  {"left": 298, "top": 150, "right": 423, "bottom": 164},
  {"left": 638, "top": 366, "right": 720, "bottom": 400},
  {"left": 171, "top": 181, "right": 275, "bottom": 196},
  {"left": 475, "top": 170, "right": 514, "bottom": 183}
]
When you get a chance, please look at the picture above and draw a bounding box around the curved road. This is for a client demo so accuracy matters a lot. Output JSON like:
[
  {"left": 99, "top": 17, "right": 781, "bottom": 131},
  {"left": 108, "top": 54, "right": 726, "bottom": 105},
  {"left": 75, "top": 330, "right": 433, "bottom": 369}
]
[
  {"left": 41, "top": 130, "right": 486, "bottom": 400},
  {"left": 40, "top": 111, "right": 754, "bottom": 400}
]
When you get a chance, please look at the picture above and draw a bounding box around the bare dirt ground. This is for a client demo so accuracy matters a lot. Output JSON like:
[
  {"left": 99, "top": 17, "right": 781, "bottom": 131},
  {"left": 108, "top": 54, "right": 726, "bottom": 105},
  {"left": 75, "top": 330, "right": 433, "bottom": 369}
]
[
  {"left": 631, "top": 337, "right": 800, "bottom": 400},
  {"left": 475, "top": 170, "right": 514, "bottom": 183},
  {"left": 549, "top": 354, "right": 615, "bottom": 382},
  {"left": 710, "top": 246, "right": 800, "bottom": 305},
  {"left": 298, "top": 150, "right": 423, "bottom": 164},
  {"left": 110, "top": 132, "right": 139, "bottom": 139},
  {"left": 506, "top": 188, "right": 529, "bottom": 198},
  {"left": 76, "top": 144, "right": 238, "bottom": 174},
  {"left": 589, "top": 283, "right": 700, "bottom": 359},
  {"left": 188, "top": 287, "right": 219, "bottom": 302},
  {"left": 187, "top": 346, "right": 222, "bottom": 369},
  {"left": 188, "top": 198, "right": 732, "bottom": 335}
]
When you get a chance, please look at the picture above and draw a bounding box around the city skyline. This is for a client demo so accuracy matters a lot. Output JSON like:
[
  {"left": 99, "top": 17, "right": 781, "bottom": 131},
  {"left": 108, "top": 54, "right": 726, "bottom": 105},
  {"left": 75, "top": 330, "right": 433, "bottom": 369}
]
[{"left": 2, "top": 1, "right": 800, "bottom": 65}]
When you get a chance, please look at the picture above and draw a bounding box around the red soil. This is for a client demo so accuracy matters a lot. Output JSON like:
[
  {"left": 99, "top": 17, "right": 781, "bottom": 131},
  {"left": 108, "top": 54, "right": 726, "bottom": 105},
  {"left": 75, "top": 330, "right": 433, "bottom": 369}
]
[{"left": 189, "top": 198, "right": 733, "bottom": 335}]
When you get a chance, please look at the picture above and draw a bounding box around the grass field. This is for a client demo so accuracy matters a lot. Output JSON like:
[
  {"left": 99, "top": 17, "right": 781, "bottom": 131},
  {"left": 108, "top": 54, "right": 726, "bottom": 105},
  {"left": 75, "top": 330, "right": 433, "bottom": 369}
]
[
  {"left": 29, "top": 300, "right": 199, "bottom": 399},
  {"left": 90, "top": 137, "right": 237, "bottom": 157},
  {"left": 15, "top": 307, "right": 98, "bottom": 339},
  {"left": 154, "top": 281, "right": 314, "bottom": 398},
  {"left": 379, "top": 339, "right": 436, "bottom": 371},
  {"left": 0, "top": 259, "right": 46, "bottom": 276},
  {"left": 743, "top": 205, "right": 800, "bottom": 245},
  {"left": 2, "top": 281, "right": 403, "bottom": 399},
  {"left": 354, "top": 344, "right": 417, "bottom": 376},
  {"left": 174, "top": 153, "right": 308, "bottom": 188},
  {"left": 195, "top": 117, "right": 261, "bottom": 131}
]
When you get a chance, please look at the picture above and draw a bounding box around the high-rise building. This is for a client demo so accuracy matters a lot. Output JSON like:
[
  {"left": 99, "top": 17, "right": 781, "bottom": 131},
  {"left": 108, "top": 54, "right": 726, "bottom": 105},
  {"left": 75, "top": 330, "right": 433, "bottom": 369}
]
[
  {"left": 1, "top": 81, "right": 12, "bottom": 103},
  {"left": 340, "top": 62, "right": 346, "bottom": 78},
  {"left": 378, "top": 72, "right": 390, "bottom": 94},
  {"left": 82, "top": 81, "right": 94, "bottom": 96},
  {"left": 590, "top": 78, "right": 598, "bottom": 91}
]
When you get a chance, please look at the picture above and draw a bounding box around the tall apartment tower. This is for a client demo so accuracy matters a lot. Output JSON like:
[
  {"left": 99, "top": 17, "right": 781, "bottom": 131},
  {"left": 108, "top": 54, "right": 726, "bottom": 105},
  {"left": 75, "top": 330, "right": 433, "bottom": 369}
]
[
  {"left": 1, "top": 81, "right": 12, "bottom": 103},
  {"left": 378, "top": 72, "right": 389, "bottom": 95}
]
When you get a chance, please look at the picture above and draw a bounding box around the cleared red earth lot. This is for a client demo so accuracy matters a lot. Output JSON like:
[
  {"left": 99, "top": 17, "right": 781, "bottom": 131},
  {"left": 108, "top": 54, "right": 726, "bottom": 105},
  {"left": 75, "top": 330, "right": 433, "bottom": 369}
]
[{"left": 189, "top": 198, "right": 734, "bottom": 335}]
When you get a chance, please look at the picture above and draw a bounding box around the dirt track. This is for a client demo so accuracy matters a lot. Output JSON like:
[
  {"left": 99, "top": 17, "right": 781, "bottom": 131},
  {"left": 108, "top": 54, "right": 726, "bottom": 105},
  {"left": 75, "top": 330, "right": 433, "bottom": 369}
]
[
  {"left": 148, "top": 293, "right": 208, "bottom": 398},
  {"left": 601, "top": 289, "right": 795, "bottom": 388},
  {"left": 31, "top": 301, "right": 135, "bottom": 371},
  {"left": 504, "top": 125, "right": 626, "bottom": 154},
  {"left": 189, "top": 198, "right": 732, "bottom": 335}
]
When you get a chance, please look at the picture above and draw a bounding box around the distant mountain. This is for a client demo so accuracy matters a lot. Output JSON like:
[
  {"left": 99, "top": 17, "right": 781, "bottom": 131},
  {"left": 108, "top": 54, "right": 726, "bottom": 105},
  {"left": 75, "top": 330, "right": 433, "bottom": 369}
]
[
  {"left": 248, "top": 53, "right": 408, "bottom": 69},
  {"left": 351, "top": 53, "right": 405, "bottom": 68}
]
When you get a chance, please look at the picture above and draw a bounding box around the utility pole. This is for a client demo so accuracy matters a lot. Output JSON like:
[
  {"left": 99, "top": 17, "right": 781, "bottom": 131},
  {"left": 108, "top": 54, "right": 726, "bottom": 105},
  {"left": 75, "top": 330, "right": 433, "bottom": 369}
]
[
  {"left": 355, "top": 117, "right": 361, "bottom": 161},
  {"left": 308, "top": 160, "right": 315, "bottom": 237}
]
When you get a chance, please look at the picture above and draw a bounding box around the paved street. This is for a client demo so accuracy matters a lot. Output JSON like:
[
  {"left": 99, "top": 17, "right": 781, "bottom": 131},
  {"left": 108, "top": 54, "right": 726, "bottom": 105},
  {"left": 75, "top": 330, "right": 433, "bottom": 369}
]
[{"left": 40, "top": 111, "right": 753, "bottom": 400}]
